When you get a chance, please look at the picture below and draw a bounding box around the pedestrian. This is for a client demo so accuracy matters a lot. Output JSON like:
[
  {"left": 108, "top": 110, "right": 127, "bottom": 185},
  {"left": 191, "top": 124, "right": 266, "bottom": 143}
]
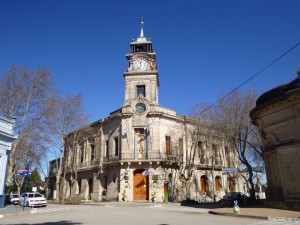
[
  {"left": 102, "top": 189, "right": 107, "bottom": 202},
  {"left": 233, "top": 200, "right": 240, "bottom": 214}
]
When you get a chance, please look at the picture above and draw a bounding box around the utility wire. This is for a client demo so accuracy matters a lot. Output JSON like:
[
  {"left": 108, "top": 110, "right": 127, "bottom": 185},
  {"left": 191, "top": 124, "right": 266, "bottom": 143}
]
[{"left": 199, "top": 41, "right": 300, "bottom": 115}]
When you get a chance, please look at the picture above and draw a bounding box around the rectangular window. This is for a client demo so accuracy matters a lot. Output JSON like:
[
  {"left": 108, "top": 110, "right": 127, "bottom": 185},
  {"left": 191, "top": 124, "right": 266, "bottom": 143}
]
[
  {"left": 90, "top": 144, "right": 95, "bottom": 161},
  {"left": 137, "top": 85, "right": 145, "bottom": 97},
  {"left": 225, "top": 147, "right": 230, "bottom": 167},
  {"left": 212, "top": 144, "right": 217, "bottom": 164},
  {"left": 178, "top": 138, "right": 183, "bottom": 157},
  {"left": 80, "top": 145, "right": 84, "bottom": 163},
  {"left": 166, "top": 136, "right": 171, "bottom": 155},
  {"left": 198, "top": 141, "right": 205, "bottom": 164},
  {"left": 105, "top": 140, "right": 109, "bottom": 158},
  {"left": 114, "top": 137, "right": 119, "bottom": 156}
]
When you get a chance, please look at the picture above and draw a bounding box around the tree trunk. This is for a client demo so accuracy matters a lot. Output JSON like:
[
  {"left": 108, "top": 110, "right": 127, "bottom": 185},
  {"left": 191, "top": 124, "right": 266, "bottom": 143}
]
[
  {"left": 6, "top": 147, "right": 17, "bottom": 187},
  {"left": 247, "top": 169, "right": 256, "bottom": 200},
  {"left": 55, "top": 172, "right": 61, "bottom": 201}
]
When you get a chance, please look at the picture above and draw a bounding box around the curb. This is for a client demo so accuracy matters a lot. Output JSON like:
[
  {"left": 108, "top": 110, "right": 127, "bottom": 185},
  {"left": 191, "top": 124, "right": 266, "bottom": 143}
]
[{"left": 208, "top": 210, "right": 268, "bottom": 220}]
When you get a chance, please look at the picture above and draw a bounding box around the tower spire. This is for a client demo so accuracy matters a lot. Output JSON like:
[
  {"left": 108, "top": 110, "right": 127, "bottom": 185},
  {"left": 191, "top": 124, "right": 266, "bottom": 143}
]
[
  {"left": 140, "top": 18, "right": 144, "bottom": 38},
  {"left": 137, "top": 18, "right": 147, "bottom": 43}
]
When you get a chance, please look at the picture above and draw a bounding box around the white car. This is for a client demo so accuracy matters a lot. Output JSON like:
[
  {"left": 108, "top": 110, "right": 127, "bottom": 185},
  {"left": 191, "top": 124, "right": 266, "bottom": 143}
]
[
  {"left": 19, "top": 192, "right": 47, "bottom": 207},
  {"left": 6, "top": 194, "right": 20, "bottom": 205}
]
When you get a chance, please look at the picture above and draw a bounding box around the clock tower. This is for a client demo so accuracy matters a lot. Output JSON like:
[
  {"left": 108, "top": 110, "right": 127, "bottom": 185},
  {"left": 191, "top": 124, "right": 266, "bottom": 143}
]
[{"left": 123, "top": 21, "right": 159, "bottom": 115}]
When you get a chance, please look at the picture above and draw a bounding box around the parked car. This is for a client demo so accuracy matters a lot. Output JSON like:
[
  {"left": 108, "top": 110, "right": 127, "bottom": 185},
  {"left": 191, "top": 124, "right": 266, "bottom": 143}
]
[
  {"left": 6, "top": 194, "right": 20, "bottom": 205},
  {"left": 218, "top": 192, "right": 247, "bottom": 207},
  {"left": 19, "top": 192, "right": 47, "bottom": 207}
]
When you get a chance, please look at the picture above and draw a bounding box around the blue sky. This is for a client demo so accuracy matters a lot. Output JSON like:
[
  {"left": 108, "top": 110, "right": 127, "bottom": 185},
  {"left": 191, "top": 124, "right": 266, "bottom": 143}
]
[{"left": 1, "top": 0, "right": 299, "bottom": 122}]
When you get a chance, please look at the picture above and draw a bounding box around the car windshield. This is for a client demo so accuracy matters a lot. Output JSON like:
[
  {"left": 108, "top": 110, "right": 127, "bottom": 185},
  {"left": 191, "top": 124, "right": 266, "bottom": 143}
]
[
  {"left": 27, "top": 193, "right": 43, "bottom": 198},
  {"left": 11, "top": 194, "right": 19, "bottom": 198}
]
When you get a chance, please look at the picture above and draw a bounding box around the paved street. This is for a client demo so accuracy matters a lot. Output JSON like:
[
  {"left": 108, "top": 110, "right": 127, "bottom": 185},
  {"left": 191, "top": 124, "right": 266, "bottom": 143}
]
[{"left": 0, "top": 204, "right": 285, "bottom": 225}]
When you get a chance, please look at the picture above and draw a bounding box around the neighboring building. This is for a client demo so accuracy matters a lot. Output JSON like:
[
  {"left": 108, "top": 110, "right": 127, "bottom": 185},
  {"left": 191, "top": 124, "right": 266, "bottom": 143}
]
[
  {"left": 46, "top": 158, "right": 60, "bottom": 200},
  {"left": 250, "top": 70, "right": 300, "bottom": 210},
  {"left": 54, "top": 22, "right": 243, "bottom": 202},
  {"left": 0, "top": 116, "right": 17, "bottom": 208}
]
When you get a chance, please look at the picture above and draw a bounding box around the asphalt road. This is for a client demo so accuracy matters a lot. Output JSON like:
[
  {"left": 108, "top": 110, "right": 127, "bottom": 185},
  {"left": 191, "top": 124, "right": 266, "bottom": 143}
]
[{"left": 0, "top": 204, "right": 269, "bottom": 225}]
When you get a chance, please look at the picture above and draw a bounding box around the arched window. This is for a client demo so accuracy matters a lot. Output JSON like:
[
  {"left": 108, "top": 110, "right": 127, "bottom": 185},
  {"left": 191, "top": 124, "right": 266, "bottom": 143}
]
[{"left": 168, "top": 173, "right": 172, "bottom": 182}]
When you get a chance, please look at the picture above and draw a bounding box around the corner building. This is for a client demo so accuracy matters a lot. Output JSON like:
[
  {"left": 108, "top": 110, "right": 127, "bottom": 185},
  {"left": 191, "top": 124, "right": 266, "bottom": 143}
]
[
  {"left": 250, "top": 70, "right": 300, "bottom": 210},
  {"left": 61, "top": 22, "right": 243, "bottom": 202}
]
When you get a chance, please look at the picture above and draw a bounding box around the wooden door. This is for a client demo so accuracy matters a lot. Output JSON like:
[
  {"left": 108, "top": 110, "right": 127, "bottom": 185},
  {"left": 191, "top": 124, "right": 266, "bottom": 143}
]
[
  {"left": 133, "top": 170, "right": 149, "bottom": 200},
  {"left": 164, "top": 181, "right": 169, "bottom": 202},
  {"left": 215, "top": 176, "right": 221, "bottom": 191},
  {"left": 228, "top": 178, "right": 234, "bottom": 192}
]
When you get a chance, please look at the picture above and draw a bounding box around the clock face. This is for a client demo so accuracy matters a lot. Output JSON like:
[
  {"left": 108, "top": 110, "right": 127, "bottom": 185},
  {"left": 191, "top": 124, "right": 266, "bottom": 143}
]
[
  {"left": 135, "top": 103, "right": 146, "bottom": 114},
  {"left": 134, "top": 59, "right": 148, "bottom": 71}
]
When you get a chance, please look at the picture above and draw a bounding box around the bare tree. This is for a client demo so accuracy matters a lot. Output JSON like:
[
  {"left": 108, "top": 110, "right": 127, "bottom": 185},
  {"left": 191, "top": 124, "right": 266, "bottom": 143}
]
[
  {"left": 43, "top": 94, "right": 88, "bottom": 201},
  {"left": 199, "top": 89, "right": 263, "bottom": 200},
  {"left": 0, "top": 64, "right": 53, "bottom": 187}
]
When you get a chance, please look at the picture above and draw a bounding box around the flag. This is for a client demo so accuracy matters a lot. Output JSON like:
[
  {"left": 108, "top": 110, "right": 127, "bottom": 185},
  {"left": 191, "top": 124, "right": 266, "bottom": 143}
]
[
  {"left": 125, "top": 127, "right": 129, "bottom": 135},
  {"left": 142, "top": 167, "right": 152, "bottom": 176},
  {"left": 144, "top": 124, "right": 152, "bottom": 131}
]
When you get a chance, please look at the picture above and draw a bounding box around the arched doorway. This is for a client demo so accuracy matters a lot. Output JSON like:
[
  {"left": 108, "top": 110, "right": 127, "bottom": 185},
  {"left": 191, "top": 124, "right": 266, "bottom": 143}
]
[
  {"left": 215, "top": 176, "right": 222, "bottom": 192},
  {"left": 133, "top": 169, "right": 149, "bottom": 200},
  {"left": 200, "top": 175, "right": 207, "bottom": 195},
  {"left": 227, "top": 178, "right": 234, "bottom": 192}
]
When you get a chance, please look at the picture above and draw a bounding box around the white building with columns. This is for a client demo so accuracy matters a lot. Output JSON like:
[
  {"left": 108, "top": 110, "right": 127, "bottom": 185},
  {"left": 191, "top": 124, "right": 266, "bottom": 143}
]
[{"left": 0, "top": 116, "right": 17, "bottom": 208}]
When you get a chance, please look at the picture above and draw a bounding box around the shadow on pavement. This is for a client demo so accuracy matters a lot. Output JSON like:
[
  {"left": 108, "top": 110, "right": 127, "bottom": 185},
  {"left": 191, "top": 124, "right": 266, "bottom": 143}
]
[{"left": 4, "top": 221, "right": 82, "bottom": 225}]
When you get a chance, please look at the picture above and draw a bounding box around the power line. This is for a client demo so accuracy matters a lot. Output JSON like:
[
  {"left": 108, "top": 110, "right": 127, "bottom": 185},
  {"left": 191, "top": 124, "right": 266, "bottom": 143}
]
[{"left": 199, "top": 41, "right": 300, "bottom": 115}]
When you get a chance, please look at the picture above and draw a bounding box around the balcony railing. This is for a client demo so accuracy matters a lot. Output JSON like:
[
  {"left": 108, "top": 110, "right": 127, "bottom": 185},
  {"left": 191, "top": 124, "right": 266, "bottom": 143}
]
[
  {"left": 65, "top": 158, "right": 100, "bottom": 170},
  {"left": 65, "top": 152, "right": 184, "bottom": 169},
  {"left": 103, "top": 152, "right": 182, "bottom": 163}
]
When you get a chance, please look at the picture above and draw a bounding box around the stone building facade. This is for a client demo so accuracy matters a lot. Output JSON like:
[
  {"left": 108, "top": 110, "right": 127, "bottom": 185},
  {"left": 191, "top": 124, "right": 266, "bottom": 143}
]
[
  {"left": 250, "top": 70, "right": 300, "bottom": 210},
  {"left": 56, "top": 22, "right": 243, "bottom": 203}
]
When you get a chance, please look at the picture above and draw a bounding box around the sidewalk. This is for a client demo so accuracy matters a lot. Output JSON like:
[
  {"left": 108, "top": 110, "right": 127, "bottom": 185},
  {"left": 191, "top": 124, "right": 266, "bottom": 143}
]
[{"left": 209, "top": 207, "right": 300, "bottom": 220}]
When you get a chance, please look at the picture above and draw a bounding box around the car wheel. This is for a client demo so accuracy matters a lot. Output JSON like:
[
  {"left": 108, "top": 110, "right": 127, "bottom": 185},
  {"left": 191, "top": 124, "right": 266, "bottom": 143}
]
[{"left": 26, "top": 201, "right": 29, "bottom": 207}]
